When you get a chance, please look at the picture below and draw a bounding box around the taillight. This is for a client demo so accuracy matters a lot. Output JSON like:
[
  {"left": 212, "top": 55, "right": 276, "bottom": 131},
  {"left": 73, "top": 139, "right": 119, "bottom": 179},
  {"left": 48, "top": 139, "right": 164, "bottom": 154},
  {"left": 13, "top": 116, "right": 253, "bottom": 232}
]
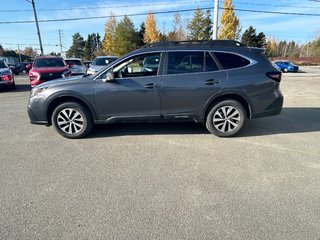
[
  {"left": 1, "top": 74, "right": 12, "bottom": 81},
  {"left": 266, "top": 71, "right": 281, "bottom": 82}
]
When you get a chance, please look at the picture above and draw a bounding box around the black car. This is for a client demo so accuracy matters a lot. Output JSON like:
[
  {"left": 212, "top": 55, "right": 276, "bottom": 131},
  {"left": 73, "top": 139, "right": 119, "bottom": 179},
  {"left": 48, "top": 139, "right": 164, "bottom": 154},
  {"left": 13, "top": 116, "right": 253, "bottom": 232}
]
[{"left": 28, "top": 40, "right": 283, "bottom": 139}]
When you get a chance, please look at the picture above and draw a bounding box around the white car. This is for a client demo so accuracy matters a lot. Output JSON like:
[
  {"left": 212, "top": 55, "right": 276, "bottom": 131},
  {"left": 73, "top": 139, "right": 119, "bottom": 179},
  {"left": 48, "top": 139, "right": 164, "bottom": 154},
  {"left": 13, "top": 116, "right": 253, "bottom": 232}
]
[
  {"left": 65, "top": 58, "right": 87, "bottom": 75},
  {"left": 87, "top": 56, "right": 117, "bottom": 75},
  {"left": 0, "top": 59, "right": 15, "bottom": 90}
]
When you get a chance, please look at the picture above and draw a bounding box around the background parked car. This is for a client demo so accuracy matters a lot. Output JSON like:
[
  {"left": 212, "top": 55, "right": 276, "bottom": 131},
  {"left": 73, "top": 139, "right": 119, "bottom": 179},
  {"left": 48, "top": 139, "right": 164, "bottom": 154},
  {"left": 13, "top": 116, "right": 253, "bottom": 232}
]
[
  {"left": 65, "top": 58, "right": 87, "bottom": 75},
  {"left": 273, "top": 60, "right": 299, "bottom": 72},
  {"left": 87, "top": 56, "right": 117, "bottom": 75},
  {"left": 17, "top": 62, "right": 32, "bottom": 74},
  {"left": 0, "top": 59, "right": 15, "bottom": 90},
  {"left": 29, "top": 56, "right": 71, "bottom": 87}
]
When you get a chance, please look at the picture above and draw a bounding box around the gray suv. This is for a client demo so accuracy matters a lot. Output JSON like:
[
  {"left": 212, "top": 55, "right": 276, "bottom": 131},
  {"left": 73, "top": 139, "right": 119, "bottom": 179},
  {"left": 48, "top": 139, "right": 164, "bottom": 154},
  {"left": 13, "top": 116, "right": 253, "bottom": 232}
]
[{"left": 28, "top": 40, "right": 283, "bottom": 138}]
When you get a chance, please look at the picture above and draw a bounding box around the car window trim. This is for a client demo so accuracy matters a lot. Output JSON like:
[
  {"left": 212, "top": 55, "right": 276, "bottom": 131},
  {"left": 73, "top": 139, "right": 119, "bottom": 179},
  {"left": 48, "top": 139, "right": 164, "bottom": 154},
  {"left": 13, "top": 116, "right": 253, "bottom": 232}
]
[
  {"left": 211, "top": 51, "right": 257, "bottom": 70},
  {"left": 163, "top": 50, "right": 223, "bottom": 76},
  {"left": 94, "top": 51, "right": 164, "bottom": 81}
]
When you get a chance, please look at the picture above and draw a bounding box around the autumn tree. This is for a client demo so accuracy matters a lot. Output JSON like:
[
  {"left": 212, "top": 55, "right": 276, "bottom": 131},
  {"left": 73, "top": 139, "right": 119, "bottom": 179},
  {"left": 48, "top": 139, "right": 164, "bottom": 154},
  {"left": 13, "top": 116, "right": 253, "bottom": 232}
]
[
  {"left": 23, "top": 47, "right": 37, "bottom": 58},
  {"left": 187, "top": 8, "right": 212, "bottom": 40},
  {"left": 113, "top": 15, "right": 140, "bottom": 56},
  {"left": 167, "top": 14, "right": 185, "bottom": 41},
  {"left": 218, "top": 0, "right": 240, "bottom": 40},
  {"left": 144, "top": 12, "right": 159, "bottom": 44},
  {"left": 102, "top": 14, "right": 117, "bottom": 55}
]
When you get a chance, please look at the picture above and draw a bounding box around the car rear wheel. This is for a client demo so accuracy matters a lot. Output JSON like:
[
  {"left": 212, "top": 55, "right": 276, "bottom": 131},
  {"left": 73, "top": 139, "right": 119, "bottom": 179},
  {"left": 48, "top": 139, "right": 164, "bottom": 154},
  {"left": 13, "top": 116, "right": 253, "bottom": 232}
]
[
  {"left": 206, "top": 100, "right": 245, "bottom": 137},
  {"left": 52, "top": 102, "right": 93, "bottom": 139},
  {"left": 283, "top": 68, "right": 288, "bottom": 73}
]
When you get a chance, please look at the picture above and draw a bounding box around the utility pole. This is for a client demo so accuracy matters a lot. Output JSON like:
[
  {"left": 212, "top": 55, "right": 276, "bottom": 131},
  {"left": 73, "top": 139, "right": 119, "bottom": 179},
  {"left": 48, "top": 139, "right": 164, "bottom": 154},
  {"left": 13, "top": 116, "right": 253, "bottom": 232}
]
[
  {"left": 17, "top": 44, "right": 22, "bottom": 62},
  {"left": 27, "top": 0, "right": 44, "bottom": 55},
  {"left": 213, "top": 0, "right": 219, "bottom": 40},
  {"left": 59, "top": 30, "right": 63, "bottom": 56}
]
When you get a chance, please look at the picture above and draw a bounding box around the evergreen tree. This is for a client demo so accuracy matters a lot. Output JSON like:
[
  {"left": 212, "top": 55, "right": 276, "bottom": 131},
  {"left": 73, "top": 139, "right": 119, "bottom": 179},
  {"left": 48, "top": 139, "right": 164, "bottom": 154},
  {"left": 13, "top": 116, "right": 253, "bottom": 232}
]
[
  {"left": 187, "top": 7, "right": 212, "bottom": 40},
  {"left": 0, "top": 45, "right": 4, "bottom": 56},
  {"left": 144, "top": 12, "right": 159, "bottom": 44},
  {"left": 241, "top": 26, "right": 266, "bottom": 48},
  {"left": 218, "top": 0, "right": 239, "bottom": 40},
  {"left": 67, "top": 33, "right": 85, "bottom": 58},
  {"left": 113, "top": 16, "right": 139, "bottom": 56},
  {"left": 241, "top": 26, "right": 257, "bottom": 46},
  {"left": 102, "top": 14, "right": 117, "bottom": 55},
  {"left": 138, "top": 22, "right": 146, "bottom": 47}
]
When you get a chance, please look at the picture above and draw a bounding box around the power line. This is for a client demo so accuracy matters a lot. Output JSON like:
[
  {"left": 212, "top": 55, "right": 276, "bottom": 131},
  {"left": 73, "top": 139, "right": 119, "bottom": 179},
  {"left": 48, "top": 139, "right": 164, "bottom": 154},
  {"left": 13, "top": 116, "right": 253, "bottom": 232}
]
[
  {"left": 0, "top": 0, "right": 211, "bottom": 13},
  {"left": 232, "top": 1, "right": 320, "bottom": 9},
  {"left": 0, "top": 7, "right": 319, "bottom": 25}
]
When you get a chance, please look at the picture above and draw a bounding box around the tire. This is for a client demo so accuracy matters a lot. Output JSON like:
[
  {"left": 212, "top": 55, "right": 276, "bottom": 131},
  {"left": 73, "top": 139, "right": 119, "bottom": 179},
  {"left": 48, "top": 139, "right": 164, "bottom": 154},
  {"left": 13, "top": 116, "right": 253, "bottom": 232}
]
[
  {"left": 283, "top": 68, "right": 288, "bottom": 73},
  {"left": 8, "top": 80, "right": 16, "bottom": 90},
  {"left": 206, "top": 100, "right": 246, "bottom": 137},
  {"left": 51, "top": 102, "right": 93, "bottom": 139}
]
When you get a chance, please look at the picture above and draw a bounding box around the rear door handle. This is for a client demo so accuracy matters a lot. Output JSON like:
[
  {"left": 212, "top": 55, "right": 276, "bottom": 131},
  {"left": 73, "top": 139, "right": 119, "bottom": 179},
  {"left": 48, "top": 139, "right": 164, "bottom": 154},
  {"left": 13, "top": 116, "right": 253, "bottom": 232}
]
[
  {"left": 144, "top": 83, "right": 158, "bottom": 89},
  {"left": 204, "top": 79, "right": 220, "bottom": 85}
]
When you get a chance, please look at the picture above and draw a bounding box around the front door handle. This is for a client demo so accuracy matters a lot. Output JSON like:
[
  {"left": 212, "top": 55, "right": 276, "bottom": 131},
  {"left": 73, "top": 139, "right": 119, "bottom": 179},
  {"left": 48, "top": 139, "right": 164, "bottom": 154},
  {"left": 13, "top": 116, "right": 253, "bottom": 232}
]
[
  {"left": 205, "top": 79, "right": 220, "bottom": 85},
  {"left": 144, "top": 83, "right": 158, "bottom": 89}
]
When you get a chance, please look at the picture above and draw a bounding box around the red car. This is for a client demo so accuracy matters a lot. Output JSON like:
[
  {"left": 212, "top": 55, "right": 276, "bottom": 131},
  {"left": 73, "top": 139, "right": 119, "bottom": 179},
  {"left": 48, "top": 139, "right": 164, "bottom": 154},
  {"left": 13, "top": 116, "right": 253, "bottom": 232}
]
[
  {"left": 0, "top": 59, "right": 15, "bottom": 90},
  {"left": 28, "top": 56, "right": 71, "bottom": 87}
]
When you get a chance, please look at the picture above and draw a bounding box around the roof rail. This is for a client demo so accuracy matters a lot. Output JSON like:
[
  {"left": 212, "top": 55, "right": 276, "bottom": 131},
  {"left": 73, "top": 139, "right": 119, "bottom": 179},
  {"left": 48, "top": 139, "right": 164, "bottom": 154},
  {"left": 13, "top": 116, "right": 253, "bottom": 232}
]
[{"left": 142, "top": 40, "right": 246, "bottom": 48}]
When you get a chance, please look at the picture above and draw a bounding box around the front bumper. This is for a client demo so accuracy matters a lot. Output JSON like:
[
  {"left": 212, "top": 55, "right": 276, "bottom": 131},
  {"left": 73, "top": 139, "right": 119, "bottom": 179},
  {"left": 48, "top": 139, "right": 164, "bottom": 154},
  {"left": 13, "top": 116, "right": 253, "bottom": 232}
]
[{"left": 27, "top": 104, "right": 49, "bottom": 125}]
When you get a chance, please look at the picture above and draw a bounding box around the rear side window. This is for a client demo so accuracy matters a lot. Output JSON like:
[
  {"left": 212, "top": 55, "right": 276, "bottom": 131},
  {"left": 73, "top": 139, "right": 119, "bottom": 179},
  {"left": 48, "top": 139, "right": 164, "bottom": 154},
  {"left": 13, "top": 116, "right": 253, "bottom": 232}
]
[
  {"left": 213, "top": 52, "right": 250, "bottom": 69},
  {"left": 167, "top": 51, "right": 219, "bottom": 74}
]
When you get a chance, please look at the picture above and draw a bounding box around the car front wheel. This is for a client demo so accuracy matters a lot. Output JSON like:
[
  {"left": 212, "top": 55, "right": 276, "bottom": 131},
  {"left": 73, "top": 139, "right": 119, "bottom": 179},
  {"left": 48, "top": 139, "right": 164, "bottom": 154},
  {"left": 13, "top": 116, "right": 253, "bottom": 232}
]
[
  {"left": 206, "top": 100, "right": 246, "bottom": 137},
  {"left": 52, "top": 102, "right": 93, "bottom": 139}
]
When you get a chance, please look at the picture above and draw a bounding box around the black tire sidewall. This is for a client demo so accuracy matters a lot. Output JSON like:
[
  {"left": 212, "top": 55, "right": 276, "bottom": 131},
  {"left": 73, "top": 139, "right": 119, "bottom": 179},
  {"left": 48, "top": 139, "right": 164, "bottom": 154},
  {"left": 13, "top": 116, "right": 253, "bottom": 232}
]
[
  {"left": 206, "top": 100, "right": 245, "bottom": 137},
  {"left": 52, "top": 102, "right": 93, "bottom": 139}
]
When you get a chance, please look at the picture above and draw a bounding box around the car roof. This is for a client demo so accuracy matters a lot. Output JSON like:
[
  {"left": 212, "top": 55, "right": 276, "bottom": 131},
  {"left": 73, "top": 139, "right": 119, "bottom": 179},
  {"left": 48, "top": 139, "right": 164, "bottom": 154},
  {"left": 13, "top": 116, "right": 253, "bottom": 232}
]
[
  {"left": 65, "top": 58, "right": 82, "bottom": 61},
  {"left": 95, "top": 56, "right": 117, "bottom": 58},
  {"left": 35, "top": 56, "right": 64, "bottom": 59}
]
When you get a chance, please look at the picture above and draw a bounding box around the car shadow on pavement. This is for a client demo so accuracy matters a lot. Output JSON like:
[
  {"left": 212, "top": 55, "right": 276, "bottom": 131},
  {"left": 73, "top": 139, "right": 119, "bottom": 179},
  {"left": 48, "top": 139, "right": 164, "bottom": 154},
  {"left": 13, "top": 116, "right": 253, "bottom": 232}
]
[
  {"left": 241, "top": 107, "right": 320, "bottom": 137},
  {"left": 90, "top": 122, "right": 208, "bottom": 138},
  {"left": 89, "top": 107, "right": 320, "bottom": 138}
]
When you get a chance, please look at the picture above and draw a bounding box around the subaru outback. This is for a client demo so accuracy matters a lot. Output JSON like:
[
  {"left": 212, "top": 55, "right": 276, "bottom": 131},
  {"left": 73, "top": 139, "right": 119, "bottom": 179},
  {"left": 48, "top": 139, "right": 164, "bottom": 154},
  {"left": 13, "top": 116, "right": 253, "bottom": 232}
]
[{"left": 28, "top": 40, "right": 283, "bottom": 138}]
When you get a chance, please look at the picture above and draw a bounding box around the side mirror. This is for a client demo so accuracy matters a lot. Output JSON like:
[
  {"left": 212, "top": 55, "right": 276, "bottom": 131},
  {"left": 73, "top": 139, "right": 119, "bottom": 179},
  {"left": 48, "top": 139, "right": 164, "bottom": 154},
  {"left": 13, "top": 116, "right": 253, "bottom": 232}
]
[
  {"left": 102, "top": 71, "right": 114, "bottom": 82},
  {"left": 26, "top": 64, "right": 31, "bottom": 69}
]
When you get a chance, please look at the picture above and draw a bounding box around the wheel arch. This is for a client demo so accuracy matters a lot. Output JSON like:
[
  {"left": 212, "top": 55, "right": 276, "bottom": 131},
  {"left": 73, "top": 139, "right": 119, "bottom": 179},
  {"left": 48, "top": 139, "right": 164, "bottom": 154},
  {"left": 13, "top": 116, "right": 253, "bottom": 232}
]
[
  {"left": 46, "top": 93, "right": 97, "bottom": 125},
  {"left": 204, "top": 93, "right": 252, "bottom": 121}
]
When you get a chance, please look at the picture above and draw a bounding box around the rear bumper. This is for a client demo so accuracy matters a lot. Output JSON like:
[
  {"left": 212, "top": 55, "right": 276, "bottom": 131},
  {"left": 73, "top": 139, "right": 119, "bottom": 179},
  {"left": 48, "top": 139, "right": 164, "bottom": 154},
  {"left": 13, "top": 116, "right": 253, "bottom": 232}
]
[{"left": 251, "top": 93, "right": 284, "bottom": 118}]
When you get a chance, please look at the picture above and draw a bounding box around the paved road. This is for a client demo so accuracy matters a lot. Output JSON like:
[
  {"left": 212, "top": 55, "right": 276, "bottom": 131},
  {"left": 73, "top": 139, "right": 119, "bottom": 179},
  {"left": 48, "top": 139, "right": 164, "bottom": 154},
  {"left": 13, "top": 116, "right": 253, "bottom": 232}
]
[{"left": 1, "top": 67, "right": 320, "bottom": 239}]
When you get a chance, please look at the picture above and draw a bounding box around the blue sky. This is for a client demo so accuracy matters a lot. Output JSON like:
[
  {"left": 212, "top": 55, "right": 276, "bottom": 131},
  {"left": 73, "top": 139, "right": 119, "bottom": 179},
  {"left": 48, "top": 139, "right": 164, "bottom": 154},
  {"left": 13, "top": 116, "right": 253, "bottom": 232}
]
[{"left": 0, "top": 0, "right": 319, "bottom": 55}]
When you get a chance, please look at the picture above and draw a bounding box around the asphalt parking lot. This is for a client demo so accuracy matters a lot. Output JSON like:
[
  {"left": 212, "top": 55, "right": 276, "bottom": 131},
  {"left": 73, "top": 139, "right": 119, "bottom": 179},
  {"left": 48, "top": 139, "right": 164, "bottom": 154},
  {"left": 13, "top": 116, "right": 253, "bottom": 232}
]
[{"left": 0, "top": 67, "right": 319, "bottom": 239}]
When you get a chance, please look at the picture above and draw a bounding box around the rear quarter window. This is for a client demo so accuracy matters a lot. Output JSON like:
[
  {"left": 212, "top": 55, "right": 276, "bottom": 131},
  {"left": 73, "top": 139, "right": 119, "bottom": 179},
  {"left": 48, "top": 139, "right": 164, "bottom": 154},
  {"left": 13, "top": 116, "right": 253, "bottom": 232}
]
[{"left": 213, "top": 52, "right": 250, "bottom": 69}]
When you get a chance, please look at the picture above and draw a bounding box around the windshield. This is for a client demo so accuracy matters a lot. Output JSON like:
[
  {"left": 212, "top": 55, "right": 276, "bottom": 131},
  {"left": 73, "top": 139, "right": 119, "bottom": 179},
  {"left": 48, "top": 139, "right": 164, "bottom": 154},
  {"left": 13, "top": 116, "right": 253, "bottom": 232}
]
[
  {"left": 65, "top": 60, "right": 82, "bottom": 66},
  {"left": 93, "top": 57, "right": 117, "bottom": 66},
  {"left": 0, "top": 60, "right": 8, "bottom": 68},
  {"left": 34, "top": 58, "right": 66, "bottom": 68}
]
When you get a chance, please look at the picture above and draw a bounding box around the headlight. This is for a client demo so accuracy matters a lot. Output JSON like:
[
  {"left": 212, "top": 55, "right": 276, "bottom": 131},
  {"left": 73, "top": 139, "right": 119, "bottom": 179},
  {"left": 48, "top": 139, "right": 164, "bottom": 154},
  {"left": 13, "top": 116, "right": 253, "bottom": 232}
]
[
  {"left": 87, "top": 67, "right": 96, "bottom": 75},
  {"left": 30, "top": 86, "right": 49, "bottom": 98}
]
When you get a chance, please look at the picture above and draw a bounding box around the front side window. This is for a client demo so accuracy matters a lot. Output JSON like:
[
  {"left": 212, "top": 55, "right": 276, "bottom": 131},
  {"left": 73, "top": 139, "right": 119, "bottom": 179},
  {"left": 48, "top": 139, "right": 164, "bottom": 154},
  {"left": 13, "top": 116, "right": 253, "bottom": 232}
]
[
  {"left": 213, "top": 52, "right": 250, "bottom": 69},
  {"left": 112, "top": 53, "right": 161, "bottom": 78}
]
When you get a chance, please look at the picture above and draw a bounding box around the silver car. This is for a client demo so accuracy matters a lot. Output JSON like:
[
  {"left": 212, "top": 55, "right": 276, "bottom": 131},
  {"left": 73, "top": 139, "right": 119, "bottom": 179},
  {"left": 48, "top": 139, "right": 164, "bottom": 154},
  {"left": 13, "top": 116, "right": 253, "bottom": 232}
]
[
  {"left": 65, "top": 58, "right": 87, "bottom": 75},
  {"left": 87, "top": 56, "right": 117, "bottom": 75}
]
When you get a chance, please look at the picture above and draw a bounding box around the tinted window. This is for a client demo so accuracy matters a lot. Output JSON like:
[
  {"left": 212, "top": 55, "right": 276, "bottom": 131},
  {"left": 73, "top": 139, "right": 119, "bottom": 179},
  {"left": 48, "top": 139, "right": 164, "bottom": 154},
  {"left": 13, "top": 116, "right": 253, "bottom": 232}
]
[
  {"left": 34, "top": 58, "right": 65, "bottom": 67},
  {"left": 205, "top": 52, "right": 219, "bottom": 71},
  {"left": 0, "top": 60, "right": 8, "bottom": 68},
  {"left": 214, "top": 52, "right": 250, "bottom": 69},
  {"left": 93, "top": 57, "right": 117, "bottom": 66},
  {"left": 65, "top": 60, "right": 82, "bottom": 66},
  {"left": 112, "top": 53, "right": 161, "bottom": 78},
  {"left": 168, "top": 52, "right": 204, "bottom": 74}
]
